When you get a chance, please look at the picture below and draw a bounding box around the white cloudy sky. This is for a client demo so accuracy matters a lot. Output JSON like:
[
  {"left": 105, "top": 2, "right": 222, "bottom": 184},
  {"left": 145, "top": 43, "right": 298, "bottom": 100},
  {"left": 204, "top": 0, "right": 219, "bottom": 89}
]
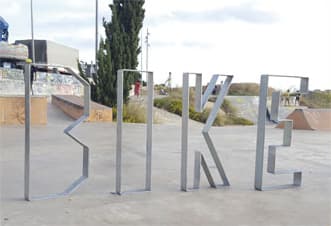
[{"left": 1, "top": 0, "right": 331, "bottom": 90}]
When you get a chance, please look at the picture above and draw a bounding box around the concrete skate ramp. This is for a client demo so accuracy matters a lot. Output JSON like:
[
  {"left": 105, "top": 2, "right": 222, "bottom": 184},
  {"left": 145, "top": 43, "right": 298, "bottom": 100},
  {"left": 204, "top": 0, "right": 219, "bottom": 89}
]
[
  {"left": 0, "top": 95, "right": 47, "bottom": 125},
  {"left": 225, "top": 96, "right": 294, "bottom": 124},
  {"left": 277, "top": 108, "right": 331, "bottom": 130},
  {"left": 52, "top": 95, "right": 113, "bottom": 122}
]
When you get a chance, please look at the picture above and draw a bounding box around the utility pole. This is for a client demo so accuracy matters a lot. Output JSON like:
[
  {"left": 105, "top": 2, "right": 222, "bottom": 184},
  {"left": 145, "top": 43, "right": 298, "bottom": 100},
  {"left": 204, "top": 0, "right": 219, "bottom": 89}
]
[
  {"left": 145, "top": 28, "right": 150, "bottom": 71},
  {"left": 95, "top": 0, "right": 98, "bottom": 77},
  {"left": 30, "top": 0, "right": 35, "bottom": 63},
  {"left": 140, "top": 29, "right": 143, "bottom": 72}
]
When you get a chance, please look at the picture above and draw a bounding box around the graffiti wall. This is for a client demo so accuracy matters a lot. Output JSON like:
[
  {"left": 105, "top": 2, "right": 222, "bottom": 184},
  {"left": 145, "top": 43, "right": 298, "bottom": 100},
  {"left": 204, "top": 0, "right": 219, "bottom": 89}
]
[{"left": 0, "top": 68, "right": 83, "bottom": 96}]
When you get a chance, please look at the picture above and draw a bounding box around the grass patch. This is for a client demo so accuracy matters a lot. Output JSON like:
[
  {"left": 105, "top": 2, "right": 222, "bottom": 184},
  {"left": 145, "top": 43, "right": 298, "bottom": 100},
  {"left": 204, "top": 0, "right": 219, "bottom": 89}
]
[{"left": 113, "top": 102, "right": 146, "bottom": 123}]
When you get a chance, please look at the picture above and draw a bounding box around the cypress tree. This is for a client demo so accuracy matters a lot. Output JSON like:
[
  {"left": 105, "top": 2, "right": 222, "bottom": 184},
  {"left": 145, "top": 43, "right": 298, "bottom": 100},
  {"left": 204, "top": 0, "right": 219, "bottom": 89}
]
[
  {"left": 101, "top": 0, "right": 145, "bottom": 106},
  {"left": 81, "top": 0, "right": 145, "bottom": 107},
  {"left": 77, "top": 60, "right": 98, "bottom": 102},
  {"left": 77, "top": 38, "right": 113, "bottom": 105},
  {"left": 95, "top": 38, "right": 114, "bottom": 106}
]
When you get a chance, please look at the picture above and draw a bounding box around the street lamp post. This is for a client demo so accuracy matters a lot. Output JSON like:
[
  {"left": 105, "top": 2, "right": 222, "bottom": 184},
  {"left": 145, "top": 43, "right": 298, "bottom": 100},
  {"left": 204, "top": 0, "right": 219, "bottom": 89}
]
[
  {"left": 30, "top": 0, "right": 35, "bottom": 63},
  {"left": 140, "top": 29, "right": 143, "bottom": 72},
  {"left": 145, "top": 28, "right": 150, "bottom": 72},
  {"left": 95, "top": 0, "right": 98, "bottom": 76}
]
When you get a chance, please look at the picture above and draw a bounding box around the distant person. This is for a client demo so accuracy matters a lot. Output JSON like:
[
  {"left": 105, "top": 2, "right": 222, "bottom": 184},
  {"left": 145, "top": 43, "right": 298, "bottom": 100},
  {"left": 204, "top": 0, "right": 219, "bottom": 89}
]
[
  {"left": 134, "top": 80, "right": 141, "bottom": 97},
  {"left": 281, "top": 95, "right": 284, "bottom": 105},
  {"left": 159, "top": 87, "right": 168, "bottom": 95},
  {"left": 212, "top": 85, "right": 217, "bottom": 95},
  {"left": 295, "top": 90, "right": 301, "bottom": 106},
  {"left": 219, "top": 80, "right": 223, "bottom": 94},
  {"left": 284, "top": 89, "right": 290, "bottom": 106},
  {"left": 30, "top": 65, "right": 37, "bottom": 95}
]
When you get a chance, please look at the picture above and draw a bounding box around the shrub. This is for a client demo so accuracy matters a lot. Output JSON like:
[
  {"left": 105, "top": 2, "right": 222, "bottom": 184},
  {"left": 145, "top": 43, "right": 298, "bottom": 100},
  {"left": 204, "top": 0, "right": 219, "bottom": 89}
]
[
  {"left": 221, "top": 98, "right": 237, "bottom": 115},
  {"left": 225, "top": 115, "right": 254, "bottom": 125},
  {"left": 124, "top": 103, "right": 146, "bottom": 123},
  {"left": 154, "top": 96, "right": 253, "bottom": 126},
  {"left": 154, "top": 97, "right": 183, "bottom": 116},
  {"left": 113, "top": 102, "right": 146, "bottom": 123},
  {"left": 208, "top": 97, "right": 238, "bottom": 115},
  {"left": 228, "top": 83, "right": 275, "bottom": 96},
  {"left": 300, "top": 90, "right": 331, "bottom": 108},
  {"left": 168, "top": 99, "right": 182, "bottom": 115},
  {"left": 199, "top": 107, "right": 226, "bottom": 126}
]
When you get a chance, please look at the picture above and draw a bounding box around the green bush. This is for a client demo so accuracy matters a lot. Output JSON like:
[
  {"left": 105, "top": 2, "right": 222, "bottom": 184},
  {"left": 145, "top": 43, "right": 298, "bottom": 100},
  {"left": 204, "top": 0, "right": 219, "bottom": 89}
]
[
  {"left": 199, "top": 107, "right": 226, "bottom": 126},
  {"left": 221, "top": 98, "right": 237, "bottom": 115},
  {"left": 228, "top": 83, "right": 275, "bottom": 96},
  {"left": 225, "top": 115, "right": 254, "bottom": 125},
  {"left": 300, "top": 91, "right": 331, "bottom": 108},
  {"left": 168, "top": 99, "right": 182, "bottom": 115},
  {"left": 154, "top": 97, "right": 253, "bottom": 126},
  {"left": 208, "top": 97, "right": 238, "bottom": 115}
]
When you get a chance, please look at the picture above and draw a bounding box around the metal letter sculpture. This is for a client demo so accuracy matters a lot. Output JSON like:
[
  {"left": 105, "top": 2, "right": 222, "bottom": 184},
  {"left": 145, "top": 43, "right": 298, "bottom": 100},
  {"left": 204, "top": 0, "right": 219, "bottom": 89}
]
[
  {"left": 24, "top": 63, "right": 90, "bottom": 201},
  {"left": 181, "top": 73, "right": 233, "bottom": 191},
  {"left": 115, "top": 69, "right": 153, "bottom": 195},
  {"left": 254, "top": 74, "right": 309, "bottom": 191}
]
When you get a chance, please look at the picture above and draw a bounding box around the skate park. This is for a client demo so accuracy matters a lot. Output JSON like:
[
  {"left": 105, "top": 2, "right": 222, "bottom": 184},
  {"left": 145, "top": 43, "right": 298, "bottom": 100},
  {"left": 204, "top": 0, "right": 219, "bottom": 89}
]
[
  {"left": 1, "top": 93, "right": 330, "bottom": 225},
  {"left": 1, "top": 2, "right": 331, "bottom": 226},
  {"left": 1, "top": 65, "right": 330, "bottom": 225}
]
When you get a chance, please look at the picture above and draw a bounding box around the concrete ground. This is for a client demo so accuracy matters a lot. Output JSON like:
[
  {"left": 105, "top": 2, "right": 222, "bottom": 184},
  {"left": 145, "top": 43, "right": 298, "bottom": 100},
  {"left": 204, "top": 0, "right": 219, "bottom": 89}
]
[{"left": 0, "top": 104, "right": 330, "bottom": 226}]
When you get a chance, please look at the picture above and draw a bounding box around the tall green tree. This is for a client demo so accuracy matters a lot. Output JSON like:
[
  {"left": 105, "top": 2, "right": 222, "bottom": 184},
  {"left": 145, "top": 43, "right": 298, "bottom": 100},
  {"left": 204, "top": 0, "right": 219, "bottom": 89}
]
[
  {"left": 94, "top": 38, "right": 115, "bottom": 106},
  {"left": 77, "top": 60, "right": 98, "bottom": 101},
  {"left": 96, "top": 0, "right": 145, "bottom": 107}
]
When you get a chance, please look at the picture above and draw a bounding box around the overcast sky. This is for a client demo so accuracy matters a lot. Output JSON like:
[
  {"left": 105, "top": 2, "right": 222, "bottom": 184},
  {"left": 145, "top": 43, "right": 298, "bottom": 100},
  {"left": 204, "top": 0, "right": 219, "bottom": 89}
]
[{"left": 1, "top": 0, "right": 331, "bottom": 90}]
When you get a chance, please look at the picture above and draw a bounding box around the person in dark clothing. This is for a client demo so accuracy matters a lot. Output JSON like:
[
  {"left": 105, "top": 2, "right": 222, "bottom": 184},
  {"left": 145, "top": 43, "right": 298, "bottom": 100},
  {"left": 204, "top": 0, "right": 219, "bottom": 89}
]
[
  {"left": 295, "top": 90, "right": 301, "bottom": 106},
  {"left": 30, "top": 65, "right": 36, "bottom": 95},
  {"left": 212, "top": 85, "right": 217, "bottom": 95},
  {"left": 284, "top": 89, "right": 290, "bottom": 106}
]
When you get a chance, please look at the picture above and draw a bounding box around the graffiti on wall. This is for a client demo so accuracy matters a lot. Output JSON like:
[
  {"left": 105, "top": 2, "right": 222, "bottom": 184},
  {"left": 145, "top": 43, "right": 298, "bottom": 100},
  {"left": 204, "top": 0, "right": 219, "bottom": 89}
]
[{"left": 0, "top": 68, "right": 83, "bottom": 96}]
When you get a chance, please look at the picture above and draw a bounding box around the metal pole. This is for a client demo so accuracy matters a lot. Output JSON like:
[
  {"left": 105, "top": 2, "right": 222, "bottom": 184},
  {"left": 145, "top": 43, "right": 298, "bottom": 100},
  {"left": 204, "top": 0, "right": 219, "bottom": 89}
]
[
  {"left": 254, "top": 75, "right": 268, "bottom": 190},
  {"left": 145, "top": 72, "right": 153, "bottom": 191},
  {"left": 145, "top": 28, "right": 150, "bottom": 71},
  {"left": 116, "top": 70, "right": 123, "bottom": 194},
  {"left": 24, "top": 64, "right": 31, "bottom": 201},
  {"left": 181, "top": 73, "right": 189, "bottom": 191},
  {"left": 95, "top": 0, "right": 98, "bottom": 76},
  {"left": 140, "top": 29, "right": 143, "bottom": 72},
  {"left": 30, "top": 0, "right": 35, "bottom": 63},
  {"left": 140, "top": 29, "right": 143, "bottom": 94}
]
